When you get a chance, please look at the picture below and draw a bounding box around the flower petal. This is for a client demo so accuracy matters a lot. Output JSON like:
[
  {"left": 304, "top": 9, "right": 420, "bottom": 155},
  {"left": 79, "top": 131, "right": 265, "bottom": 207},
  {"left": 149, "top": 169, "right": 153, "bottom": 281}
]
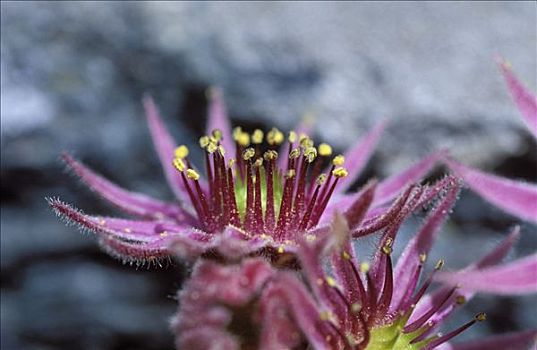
[
  {"left": 445, "top": 157, "right": 537, "bottom": 223},
  {"left": 206, "top": 88, "right": 235, "bottom": 159},
  {"left": 391, "top": 177, "right": 460, "bottom": 312},
  {"left": 435, "top": 253, "right": 537, "bottom": 295},
  {"left": 498, "top": 58, "right": 537, "bottom": 138},
  {"left": 143, "top": 95, "right": 192, "bottom": 201},
  {"left": 62, "top": 153, "right": 195, "bottom": 223},
  {"left": 443, "top": 329, "right": 537, "bottom": 350},
  {"left": 374, "top": 151, "right": 444, "bottom": 206},
  {"left": 337, "top": 120, "right": 386, "bottom": 194}
]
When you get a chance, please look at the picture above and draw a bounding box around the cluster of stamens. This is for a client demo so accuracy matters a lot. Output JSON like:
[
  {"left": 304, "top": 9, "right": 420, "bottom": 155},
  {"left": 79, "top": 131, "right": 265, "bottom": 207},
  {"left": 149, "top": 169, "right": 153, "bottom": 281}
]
[{"left": 172, "top": 127, "right": 348, "bottom": 237}]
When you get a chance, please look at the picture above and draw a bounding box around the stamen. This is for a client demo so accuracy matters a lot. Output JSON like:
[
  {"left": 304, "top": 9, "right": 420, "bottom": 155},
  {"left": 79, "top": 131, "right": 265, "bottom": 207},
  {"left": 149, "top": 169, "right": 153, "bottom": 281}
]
[
  {"left": 252, "top": 129, "right": 264, "bottom": 144},
  {"left": 263, "top": 151, "right": 277, "bottom": 232},
  {"left": 174, "top": 145, "right": 189, "bottom": 159},
  {"left": 421, "top": 313, "right": 486, "bottom": 350},
  {"left": 403, "top": 286, "right": 458, "bottom": 333}
]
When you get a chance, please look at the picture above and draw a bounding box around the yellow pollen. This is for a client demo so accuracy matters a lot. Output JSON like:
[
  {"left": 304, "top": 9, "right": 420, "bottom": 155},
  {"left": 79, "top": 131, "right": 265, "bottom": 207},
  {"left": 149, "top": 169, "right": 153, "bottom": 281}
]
[
  {"left": 455, "top": 295, "right": 466, "bottom": 305},
  {"left": 254, "top": 158, "right": 263, "bottom": 167},
  {"left": 233, "top": 127, "right": 251, "bottom": 146},
  {"left": 435, "top": 259, "right": 445, "bottom": 270},
  {"left": 174, "top": 145, "right": 189, "bottom": 159},
  {"left": 304, "top": 146, "right": 317, "bottom": 163},
  {"left": 419, "top": 253, "right": 427, "bottom": 263},
  {"left": 360, "top": 262, "right": 370, "bottom": 273},
  {"left": 242, "top": 147, "right": 255, "bottom": 161},
  {"left": 382, "top": 244, "right": 392, "bottom": 255},
  {"left": 333, "top": 154, "right": 345, "bottom": 166},
  {"left": 306, "top": 234, "right": 317, "bottom": 241},
  {"left": 289, "top": 148, "right": 300, "bottom": 159},
  {"left": 199, "top": 136, "right": 210, "bottom": 148},
  {"left": 252, "top": 129, "right": 264, "bottom": 144},
  {"left": 351, "top": 303, "right": 362, "bottom": 314},
  {"left": 288, "top": 130, "right": 297, "bottom": 143},
  {"left": 319, "top": 311, "right": 332, "bottom": 321},
  {"left": 332, "top": 167, "right": 349, "bottom": 178},
  {"left": 173, "top": 158, "right": 185, "bottom": 172},
  {"left": 475, "top": 312, "right": 487, "bottom": 322},
  {"left": 285, "top": 169, "right": 296, "bottom": 179},
  {"left": 318, "top": 143, "right": 333, "bottom": 157},
  {"left": 325, "top": 276, "right": 337, "bottom": 287},
  {"left": 218, "top": 145, "right": 226, "bottom": 156},
  {"left": 267, "top": 128, "right": 284, "bottom": 145},
  {"left": 299, "top": 136, "right": 313, "bottom": 148},
  {"left": 212, "top": 129, "right": 223, "bottom": 141},
  {"left": 206, "top": 141, "right": 218, "bottom": 154},
  {"left": 228, "top": 158, "right": 236, "bottom": 168},
  {"left": 316, "top": 174, "right": 327, "bottom": 185},
  {"left": 277, "top": 245, "right": 285, "bottom": 254},
  {"left": 342, "top": 251, "right": 351, "bottom": 260},
  {"left": 263, "top": 150, "right": 278, "bottom": 161},
  {"left": 186, "top": 169, "right": 200, "bottom": 181}
]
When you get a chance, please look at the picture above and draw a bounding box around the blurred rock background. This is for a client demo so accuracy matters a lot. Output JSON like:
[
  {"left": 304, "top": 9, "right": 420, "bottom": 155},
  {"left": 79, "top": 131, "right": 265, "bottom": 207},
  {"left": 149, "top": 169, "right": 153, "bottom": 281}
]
[{"left": 1, "top": 2, "right": 535, "bottom": 349}]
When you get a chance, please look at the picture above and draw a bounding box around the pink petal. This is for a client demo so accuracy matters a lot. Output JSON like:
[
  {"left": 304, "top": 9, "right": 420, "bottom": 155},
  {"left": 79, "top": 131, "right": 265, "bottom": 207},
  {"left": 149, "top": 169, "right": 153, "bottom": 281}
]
[
  {"left": 445, "top": 158, "right": 537, "bottom": 223},
  {"left": 143, "top": 95, "right": 190, "bottom": 201},
  {"left": 446, "top": 329, "right": 537, "bottom": 350},
  {"left": 374, "top": 151, "right": 444, "bottom": 206},
  {"left": 336, "top": 120, "right": 386, "bottom": 194},
  {"left": 206, "top": 88, "right": 235, "bottom": 159},
  {"left": 498, "top": 58, "right": 537, "bottom": 138},
  {"left": 390, "top": 177, "right": 460, "bottom": 312},
  {"left": 436, "top": 253, "right": 537, "bottom": 295},
  {"left": 62, "top": 153, "right": 195, "bottom": 223}
]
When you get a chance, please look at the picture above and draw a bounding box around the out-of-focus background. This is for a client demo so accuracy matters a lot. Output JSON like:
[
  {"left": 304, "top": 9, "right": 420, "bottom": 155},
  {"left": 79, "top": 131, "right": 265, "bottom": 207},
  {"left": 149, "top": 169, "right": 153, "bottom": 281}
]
[{"left": 1, "top": 2, "right": 536, "bottom": 349}]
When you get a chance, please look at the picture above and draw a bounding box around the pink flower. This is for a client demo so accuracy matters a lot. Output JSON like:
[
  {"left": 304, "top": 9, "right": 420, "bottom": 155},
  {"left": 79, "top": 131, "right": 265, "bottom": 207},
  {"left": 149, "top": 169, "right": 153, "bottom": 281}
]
[
  {"left": 48, "top": 89, "right": 441, "bottom": 266},
  {"left": 173, "top": 176, "right": 536, "bottom": 350}
]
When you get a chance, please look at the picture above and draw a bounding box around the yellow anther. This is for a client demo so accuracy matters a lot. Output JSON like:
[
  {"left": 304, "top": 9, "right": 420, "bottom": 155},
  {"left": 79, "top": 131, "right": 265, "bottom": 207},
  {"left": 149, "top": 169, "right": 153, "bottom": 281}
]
[
  {"left": 299, "top": 135, "right": 314, "bottom": 149},
  {"left": 304, "top": 146, "right": 318, "bottom": 163},
  {"left": 332, "top": 167, "right": 349, "bottom": 178},
  {"left": 333, "top": 154, "right": 345, "bottom": 166},
  {"left": 360, "top": 262, "right": 370, "bottom": 273},
  {"left": 318, "top": 143, "right": 333, "bottom": 157},
  {"left": 263, "top": 150, "right": 278, "bottom": 161},
  {"left": 289, "top": 148, "right": 300, "bottom": 159},
  {"left": 232, "top": 126, "right": 243, "bottom": 140},
  {"left": 212, "top": 129, "right": 223, "bottom": 141},
  {"left": 455, "top": 295, "right": 466, "bottom": 305},
  {"left": 173, "top": 158, "right": 185, "bottom": 172},
  {"left": 199, "top": 136, "right": 210, "bottom": 148},
  {"left": 218, "top": 145, "right": 226, "bottom": 156},
  {"left": 435, "top": 259, "right": 445, "bottom": 270},
  {"left": 316, "top": 174, "right": 327, "bottom": 185},
  {"left": 306, "top": 234, "right": 317, "bottom": 241},
  {"left": 419, "top": 253, "right": 427, "bottom": 263},
  {"left": 206, "top": 141, "right": 218, "bottom": 154},
  {"left": 319, "top": 310, "right": 332, "bottom": 321},
  {"left": 266, "top": 127, "right": 284, "bottom": 145},
  {"left": 252, "top": 129, "right": 264, "bottom": 144},
  {"left": 350, "top": 303, "right": 362, "bottom": 314},
  {"left": 277, "top": 245, "right": 285, "bottom": 254},
  {"left": 382, "top": 244, "right": 392, "bottom": 255},
  {"left": 288, "top": 130, "right": 297, "bottom": 143},
  {"left": 285, "top": 169, "right": 296, "bottom": 179},
  {"left": 254, "top": 158, "right": 263, "bottom": 167},
  {"left": 237, "top": 132, "right": 250, "bottom": 147},
  {"left": 475, "top": 312, "right": 487, "bottom": 322},
  {"left": 342, "top": 251, "right": 351, "bottom": 260},
  {"left": 325, "top": 276, "right": 337, "bottom": 287},
  {"left": 186, "top": 169, "right": 200, "bottom": 181},
  {"left": 242, "top": 147, "right": 255, "bottom": 161},
  {"left": 228, "top": 158, "right": 236, "bottom": 168},
  {"left": 174, "top": 145, "right": 189, "bottom": 159}
]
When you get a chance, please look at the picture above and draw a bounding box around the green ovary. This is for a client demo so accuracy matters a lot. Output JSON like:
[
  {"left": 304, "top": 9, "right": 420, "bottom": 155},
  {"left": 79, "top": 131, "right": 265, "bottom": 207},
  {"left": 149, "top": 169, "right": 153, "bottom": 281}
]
[
  {"left": 234, "top": 168, "right": 283, "bottom": 222},
  {"left": 364, "top": 315, "right": 434, "bottom": 350}
]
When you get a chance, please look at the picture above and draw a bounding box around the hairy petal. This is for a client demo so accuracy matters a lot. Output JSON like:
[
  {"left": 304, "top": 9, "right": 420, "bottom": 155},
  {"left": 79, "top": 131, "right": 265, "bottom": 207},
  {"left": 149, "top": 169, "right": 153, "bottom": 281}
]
[
  {"left": 391, "top": 177, "right": 460, "bottom": 311},
  {"left": 436, "top": 253, "right": 537, "bottom": 295},
  {"left": 337, "top": 120, "right": 386, "bottom": 194},
  {"left": 498, "top": 58, "right": 537, "bottom": 138},
  {"left": 445, "top": 157, "right": 537, "bottom": 223},
  {"left": 62, "top": 153, "right": 193, "bottom": 222},
  {"left": 206, "top": 88, "right": 235, "bottom": 159},
  {"left": 143, "top": 95, "right": 190, "bottom": 201},
  {"left": 374, "top": 151, "right": 444, "bottom": 206}
]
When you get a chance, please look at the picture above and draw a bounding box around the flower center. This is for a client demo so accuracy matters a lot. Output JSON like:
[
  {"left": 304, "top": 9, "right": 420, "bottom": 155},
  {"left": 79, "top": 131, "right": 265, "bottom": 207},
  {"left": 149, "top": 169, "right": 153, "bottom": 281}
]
[{"left": 172, "top": 127, "right": 348, "bottom": 237}]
